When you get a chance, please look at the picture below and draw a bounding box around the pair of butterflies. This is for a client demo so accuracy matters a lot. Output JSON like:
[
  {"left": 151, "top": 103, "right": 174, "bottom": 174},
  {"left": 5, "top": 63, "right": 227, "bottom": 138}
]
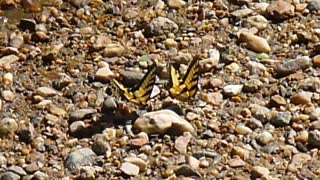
[{"left": 112, "top": 58, "right": 200, "bottom": 105}]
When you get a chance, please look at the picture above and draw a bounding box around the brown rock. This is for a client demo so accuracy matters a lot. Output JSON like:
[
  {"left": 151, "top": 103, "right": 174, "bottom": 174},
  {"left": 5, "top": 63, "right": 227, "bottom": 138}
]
[{"left": 266, "top": 0, "right": 295, "bottom": 21}]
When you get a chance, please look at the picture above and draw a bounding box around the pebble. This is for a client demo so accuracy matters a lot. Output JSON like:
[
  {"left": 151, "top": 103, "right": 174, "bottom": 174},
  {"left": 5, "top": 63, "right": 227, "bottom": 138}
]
[
  {"left": 69, "top": 108, "right": 97, "bottom": 121},
  {"left": 103, "top": 43, "right": 125, "bottom": 57},
  {"left": 252, "top": 166, "right": 270, "bottom": 178},
  {"left": 0, "top": 153, "right": 7, "bottom": 165},
  {"left": 92, "top": 137, "right": 111, "bottom": 156},
  {"left": 247, "top": 61, "right": 267, "bottom": 75},
  {"left": 128, "top": 132, "right": 149, "bottom": 147},
  {"left": 65, "top": 148, "right": 97, "bottom": 170},
  {"left": 228, "top": 158, "right": 246, "bottom": 167},
  {"left": 287, "top": 153, "right": 311, "bottom": 172},
  {"left": 257, "top": 131, "right": 273, "bottom": 145},
  {"left": 144, "top": 17, "right": 179, "bottom": 37},
  {"left": 310, "top": 108, "right": 320, "bottom": 121},
  {"left": 0, "top": 54, "right": 19, "bottom": 67},
  {"left": 133, "top": 109, "right": 195, "bottom": 136},
  {"left": 120, "top": 162, "right": 140, "bottom": 176},
  {"left": 269, "top": 95, "right": 287, "bottom": 107},
  {"left": 167, "top": 0, "right": 185, "bottom": 9},
  {"left": 266, "top": 0, "right": 295, "bottom": 21},
  {"left": 49, "top": 105, "right": 67, "bottom": 117},
  {"left": 33, "top": 171, "right": 49, "bottom": 180},
  {"left": 275, "top": 56, "right": 312, "bottom": 77},
  {"left": 19, "top": 18, "right": 36, "bottom": 31},
  {"left": 0, "top": 118, "right": 18, "bottom": 136},
  {"left": 290, "top": 91, "right": 313, "bottom": 105},
  {"left": 201, "top": 92, "right": 223, "bottom": 106},
  {"left": 1, "top": 90, "right": 15, "bottom": 102},
  {"left": 124, "top": 157, "right": 147, "bottom": 172},
  {"left": 175, "top": 165, "right": 201, "bottom": 177},
  {"left": 246, "top": 15, "right": 268, "bottom": 30},
  {"left": 243, "top": 79, "right": 263, "bottom": 93},
  {"left": 24, "top": 163, "right": 39, "bottom": 173},
  {"left": 8, "top": 165, "right": 27, "bottom": 176},
  {"left": 0, "top": 172, "right": 20, "bottom": 180},
  {"left": 250, "top": 104, "right": 272, "bottom": 123},
  {"left": 235, "top": 124, "right": 252, "bottom": 135},
  {"left": 308, "top": 130, "right": 320, "bottom": 148},
  {"left": 271, "top": 111, "right": 292, "bottom": 127},
  {"left": 95, "top": 64, "right": 114, "bottom": 81},
  {"left": 239, "top": 32, "right": 271, "bottom": 53},
  {"left": 174, "top": 133, "right": 192, "bottom": 154},
  {"left": 36, "top": 87, "right": 59, "bottom": 97},
  {"left": 186, "top": 156, "right": 200, "bottom": 169},
  {"left": 295, "top": 130, "right": 309, "bottom": 143},
  {"left": 69, "top": 121, "right": 85, "bottom": 134},
  {"left": 199, "top": 49, "right": 220, "bottom": 72},
  {"left": 102, "top": 97, "right": 117, "bottom": 112},
  {"left": 79, "top": 166, "right": 96, "bottom": 180},
  {"left": 308, "top": 0, "right": 320, "bottom": 11},
  {"left": 223, "top": 84, "right": 243, "bottom": 96}
]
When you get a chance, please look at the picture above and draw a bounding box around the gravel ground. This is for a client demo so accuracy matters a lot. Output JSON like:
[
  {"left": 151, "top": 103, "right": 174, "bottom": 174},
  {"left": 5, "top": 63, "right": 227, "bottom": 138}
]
[{"left": 0, "top": 0, "right": 320, "bottom": 179}]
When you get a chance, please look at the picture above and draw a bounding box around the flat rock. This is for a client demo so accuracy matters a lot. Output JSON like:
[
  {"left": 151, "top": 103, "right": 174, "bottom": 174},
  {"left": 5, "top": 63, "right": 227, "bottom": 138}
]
[
  {"left": 275, "top": 56, "right": 312, "bottom": 77},
  {"left": 0, "top": 54, "right": 19, "bottom": 67},
  {"left": 287, "top": 153, "right": 311, "bottom": 172},
  {"left": 69, "top": 108, "right": 97, "bottom": 121},
  {"left": 120, "top": 162, "right": 140, "bottom": 176},
  {"left": 65, "top": 148, "right": 97, "bottom": 170},
  {"left": 133, "top": 109, "right": 195, "bottom": 136}
]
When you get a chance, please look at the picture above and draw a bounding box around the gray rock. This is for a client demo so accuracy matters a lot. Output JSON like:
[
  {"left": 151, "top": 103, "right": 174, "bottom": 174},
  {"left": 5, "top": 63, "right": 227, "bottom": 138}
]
[
  {"left": 257, "top": 131, "right": 273, "bottom": 145},
  {"left": 308, "top": 130, "right": 320, "bottom": 148},
  {"left": 119, "top": 70, "right": 144, "bottom": 87},
  {"left": 69, "top": 108, "right": 97, "bottom": 121},
  {"left": 65, "top": 148, "right": 97, "bottom": 170},
  {"left": 92, "top": 137, "right": 111, "bottom": 156},
  {"left": 36, "top": 87, "right": 59, "bottom": 97},
  {"left": 9, "top": 34, "right": 24, "bottom": 49},
  {"left": 0, "top": 172, "right": 20, "bottom": 180},
  {"left": 134, "top": 109, "right": 195, "bottom": 136},
  {"left": 307, "top": 0, "right": 320, "bottom": 11},
  {"left": 250, "top": 104, "right": 272, "bottom": 123},
  {"left": 275, "top": 56, "right": 312, "bottom": 77},
  {"left": 0, "top": 118, "right": 18, "bottom": 136},
  {"left": 32, "top": 171, "right": 49, "bottom": 180},
  {"left": 243, "top": 79, "right": 263, "bottom": 93},
  {"left": 144, "top": 17, "right": 179, "bottom": 37},
  {"left": 310, "top": 108, "right": 320, "bottom": 121},
  {"left": 102, "top": 97, "right": 117, "bottom": 113},
  {"left": 69, "top": 121, "right": 85, "bottom": 134},
  {"left": 8, "top": 166, "right": 27, "bottom": 176},
  {"left": 24, "top": 163, "right": 39, "bottom": 173},
  {"left": 271, "top": 111, "right": 292, "bottom": 127},
  {"left": 247, "top": 61, "right": 267, "bottom": 75}
]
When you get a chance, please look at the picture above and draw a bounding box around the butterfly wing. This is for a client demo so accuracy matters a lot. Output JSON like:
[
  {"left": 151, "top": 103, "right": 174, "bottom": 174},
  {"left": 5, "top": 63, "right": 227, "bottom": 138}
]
[{"left": 181, "top": 58, "right": 199, "bottom": 98}]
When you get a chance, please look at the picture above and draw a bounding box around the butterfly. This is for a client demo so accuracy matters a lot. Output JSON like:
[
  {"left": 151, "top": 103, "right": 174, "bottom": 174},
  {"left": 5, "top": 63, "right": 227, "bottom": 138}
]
[
  {"left": 112, "top": 65, "right": 157, "bottom": 105},
  {"left": 168, "top": 58, "right": 200, "bottom": 101}
]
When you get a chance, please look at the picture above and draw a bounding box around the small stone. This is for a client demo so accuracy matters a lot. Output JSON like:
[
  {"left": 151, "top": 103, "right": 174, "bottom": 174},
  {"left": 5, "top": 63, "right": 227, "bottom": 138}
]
[
  {"left": 314, "top": 55, "right": 320, "bottom": 67},
  {"left": 79, "top": 166, "right": 96, "bottom": 180},
  {"left": 290, "top": 91, "right": 313, "bottom": 105},
  {"left": 19, "top": 18, "right": 36, "bottom": 31},
  {"left": 271, "top": 111, "right": 292, "bottom": 127},
  {"left": 275, "top": 56, "right": 312, "bottom": 77},
  {"left": 257, "top": 131, "right": 273, "bottom": 145},
  {"left": 102, "top": 97, "right": 117, "bottom": 113},
  {"left": 0, "top": 54, "right": 19, "bottom": 67},
  {"left": 69, "top": 108, "right": 97, "bottom": 121},
  {"left": 201, "top": 92, "right": 223, "bottom": 106},
  {"left": 243, "top": 79, "right": 263, "bottom": 93},
  {"left": 134, "top": 109, "right": 195, "bottom": 136},
  {"left": 175, "top": 165, "right": 201, "bottom": 177},
  {"left": 199, "top": 49, "right": 220, "bottom": 72},
  {"left": 235, "top": 124, "right": 252, "bottom": 135},
  {"left": 1, "top": 90, "right": 15, "bottom": 102},
  {"left": 0, "top": 172, "right": 20, "bottom": 180},
  {"left": 266, "top": 0, "right": 295, "bottom": 21},
  {"left": 69, "top": 0, "right": 90, "bottom": 7},
  {"left": 0, "top": 154, "right": 7, "bottom": 165},
  {"left": 0, "top": 118, "right": 18, "bottom": 136},
  {"left": 246, "top": 15, "right": 268, "bottom": 30},
  {"left": 65, "top": 148, "right": 97, "bottom": 170},
  {"left": 295, "top": 130, "right": 308, "bottom": 143},
  {"left": 124, "top": 157, "right": 147, "bottom": 172},
  {"left": 252, "top": 166, "right": 270, "bottom": 178},
  {"left": 287, "top": 153, "right": 311, "bottom": 172},
  {"left": 247, "top": 61, "right": 267, "bottom": 75},
  {"left": 308, "top": 130, "right": 320, "bottom": 148},
  {"left": 24, "top": 163, "right": 39, "bottom": 173},
  {"left": 36, "top": 87, "right": 59, "bottom": 97},
  {"left": 310, "top": 108, "right": 320, "bottom": 121},
  {"left": 92, "top": 137, "right": 111, "bottom": 156},
  {"left": 186, "top": 156, "right": 200, "bottom": 169},
  {"left": 95, "top": 63, "right": 114, "bottom": 81},
  {"left": 8, "top": 166, "right": 27, "bottom": 176},
  {"left": 223, "top": 84, "right": 243, "bottom": 96},
  {"left": 239, "top": 32, "right": 271, "bottom": 53},
  {"left": 232, "top": 146, "right": 250, "bottom": 160},
  {"left": 18, "top": 122, "right": 34, "bottom": 143},
  {"left": 49, "top": 105, "right": 67, "bottom": 117},
  {"left": 120, "top": 162, "right": 140, "bottom": 176},
  {"left": 69, "top": 121, "right": 85, "bottom": 134},
  {"left": 175, "top": 133, "right": 192, "bottom": 154},
  {"left": 199, "top": 160, "right": 209, "bottom": 168},
  {"left": 250, "top": 104, "right": 272, "bottom": 123},
  {"left": 3, "top": 73, "right": 13, "bottom": 85},
  {"left": 228, "top": 158, "right": 246, "bottom": 167},
  {"left": 168, "top": 0, "right": 185, "bottom": 8},
  {"left": 103, "top": 43, "right": 125, "bottom": 57},
  {"left": 144, "top": 17, "right": 179, "bottom": 37},
  {"left": 269, "top": 95, "right": 286, "bottom": 107},
  {"left": 33, "top": 171, "right": 49, "bottom": 180},
  {"left": 231, "top": 8, "right": 253, "bottom": 18},
  {"left": 164, "top": 38, "right": 178, "bottom": 48}
]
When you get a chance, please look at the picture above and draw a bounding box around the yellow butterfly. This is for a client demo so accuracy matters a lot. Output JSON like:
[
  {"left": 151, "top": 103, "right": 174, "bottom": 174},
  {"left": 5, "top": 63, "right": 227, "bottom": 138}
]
[
  {"left": 168, "top": 58, "right": 200, "bottom": 100},
  {"left": 112, "top": 65, "right": 157, "bottom": 105}
]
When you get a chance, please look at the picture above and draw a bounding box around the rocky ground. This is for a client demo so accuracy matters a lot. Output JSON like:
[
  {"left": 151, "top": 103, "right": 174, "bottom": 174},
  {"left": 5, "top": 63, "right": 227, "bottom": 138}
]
[{"left": 0, "top": 0, "right": 320, "bottom": 179}]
